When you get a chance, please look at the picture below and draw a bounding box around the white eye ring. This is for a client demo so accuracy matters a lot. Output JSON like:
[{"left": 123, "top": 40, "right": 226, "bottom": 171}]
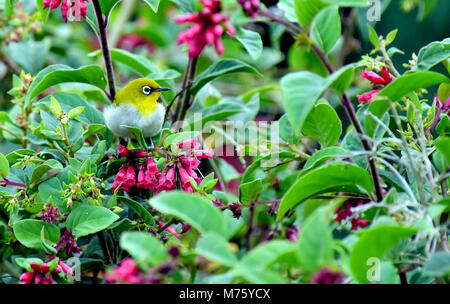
[{"left": 142, "top": 86, "right": 152, "bottom": 95}]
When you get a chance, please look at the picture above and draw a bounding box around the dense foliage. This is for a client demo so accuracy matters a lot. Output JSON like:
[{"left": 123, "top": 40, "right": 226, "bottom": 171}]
[{"left": 0, "top": 0, "right": 449, "bottom": 284}]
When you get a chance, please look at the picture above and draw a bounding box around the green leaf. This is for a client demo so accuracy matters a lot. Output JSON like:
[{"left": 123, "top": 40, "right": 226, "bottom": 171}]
[
  {"left": 195, "top": 232, "right": 237, "bottom": 267},
  {"left": 235, "top": 27, "right": 263, "bottom": 60},
  {"left": 378, "top": 71, "right": 450, "bottom": 102},
  {"left": 36, "top": 0, "right": 50, "bottom": 23},
  {"left": 4, "top": 39, "right": 51, "bottom": 75},
  {"left": 237, "top": 240, "right": 300, "bottom": 283},
  {"left": 385, "top": 29, "right": 398, "bottom": 46},
  {"left": 90, "top": 48, "right": 157, "bottom": 76},
  {"left": 293, "top": 0, "right": 329, "bottom": 28},
  {"left": 30, "top": 159, "right": 63, "bottom": 185},
  {"left": 185, "top": 101, "right": 244, "bottom": 130},
  {"left": 277, "top": 162, "right": 373, "bottom": 221},
  {"left": 415, "top": 39, "right": 450, "bottom": 71},
  {"left": 323, "top": 0, "right": 369, "bottom": 6},
  {"left": 121, "top": 125, "right": 147, "bottom": 149},
  {"left": 279, "top": 114, "right": 300, "bottom": 144},
  {"left": 83, "top": 124, "right": 106, "bottom": 137},
  {"left": 303, "top": 147, "right": 348, "bottom": 170},
  {"left": 435, "top": 137, "right": 450, "bottom": 164},
  {"left": 49, "top": 96, "right": 62, "bottom": 117},
  {"left": 311, "top": 5, "right": 341, "bottom": 54},
  {"left": 13, "top": 220, "right": 60, "bottom": 250},
  {"left": 190, "top": 59, "right": 261, "bottom": 95},
  {"left": 239, "top": 178, "right": 263, "bottom": 205},
  {"left": 99, "top": 0, "right": 120, "bottom": 17},
  {"left": 0, "top": 153, "right": 9, "bottom": 179},
  {"left": 67, "top": 106, "right": 85, "bottom": 119},
  {"left": 367, "top": 24, "right": 379, "bottom": 48},
  {"left": 118, "top": 196, "right": 155, "bottom": 225},
  {"left": 302, "top": 103, "right": 342, "bottom": 148},
  {"left": 65, "top": 206, "right": 119, "bottom": 238},
  {"left": 278, "top": 0, "right": 298, "bottom": 23},
  {"left": 281, "top": 71, "right": 326, "bottom": 136},
  {"left": 241, "top": 151, "right": 297, "bottom": 183},
  {"left": 423, "top": 252, "right": 450, "bottom": 277},
  {"left": 120, "top": 231, "right": 168, "bottom": 267},
  {"left": 298, "top": 206, "right": 334, "bottom": 272},
  {"left": 170, "top": 0, "right": 195, "bottom": 12},
  {"left": 149, "top": 191, "right": 227, "bottom": 238},
  {"left": 26, "top": 65, "right": 107, "bottom": 104},
  {"left": 142, "top": 0, "right": 160, "bottom": 12},
  {"left": 349, "top": 224, "right": 417, "bottom": 283}
]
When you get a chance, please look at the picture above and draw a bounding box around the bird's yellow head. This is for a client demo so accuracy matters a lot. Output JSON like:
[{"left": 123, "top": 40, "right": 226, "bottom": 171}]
[{"left": 114, "top": 78, "right": 171, "bottom": 116}]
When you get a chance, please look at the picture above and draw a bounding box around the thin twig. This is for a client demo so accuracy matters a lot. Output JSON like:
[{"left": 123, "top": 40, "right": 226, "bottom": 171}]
[
  {"left": 245, "top": 202, "right": 255, "bottom": 251},
  {"left": 173, "top": 56, "right": 198, "bottom": 123},
  {"left": 92, "top": 0, "right": 116, "bottom": 102}
]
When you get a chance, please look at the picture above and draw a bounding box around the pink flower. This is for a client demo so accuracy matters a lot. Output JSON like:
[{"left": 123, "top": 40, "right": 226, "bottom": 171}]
[
  {"left": 158, "top": 222, "right": 181, "bottom": 239},
  {"left": 55, "top": 230, "right": 81, "bottom": 256},
  {"left": 20, "top": 272, "right": 35, "bottom": 284},
  {"left": 146, "top": 158, "right": 159, "bottom": 175},
  {"left": 361, "top": 68, "right": 388, "bottom": 85},
  {"left": 357, "top": 89, "right": 380, "bottom": 104},
  {"left": 58, "top": 260, "right": 73, "bottom": 275},
  {"left": 43, "top": 0, "right": 61, "bottom": 10},
  {"left": 175, "top": 0, "right": 235, "bottom": 57},
  {"left": 180, "top": 156, "right": 201, "bottom": 170},
  {"left": 286, "top": 225, "right": 299, "bottom": 242},
  {"left": 193, "top": 150, "right": 213, "bottom": 159},
  {"left": 177, "top": 138, "right": 201, "bottom": 149},
  {"left": 123, "top": 165, "right": 136, "bottom": 190},
  {"left": 157, "top": 166, "right": 177, "bottom": 192},
  {"left": 112, "top": 166, "right": 127, "bottom": 193},
  {"left": 334, "top": 201, "right": 369, "bottom": 230},
  {"left": 117, "top": 144, "right": 130, "bottom": 157},
  {"left": 380, "top": 67, "right": 392, "bottom": 84},
  {"left": 237, "top": 0, "right": 260, "bottom": 18},
  {"left": 44, "top": 0, "right": 89, "bottom": 23}
]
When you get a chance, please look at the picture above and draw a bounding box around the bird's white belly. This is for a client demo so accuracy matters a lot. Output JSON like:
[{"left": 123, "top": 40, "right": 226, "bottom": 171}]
[{"left": 104, "top": 103, "right": 166, "bottom": 138}]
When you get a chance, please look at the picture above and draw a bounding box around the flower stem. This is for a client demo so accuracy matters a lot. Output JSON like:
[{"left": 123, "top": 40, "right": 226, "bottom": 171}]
[
  {"left": 173, "top": 56, "right": 199, "bottom": 122},
  {"left": 258, "top": 8, "right": 384, "bottom": 202},
  {"left": 92, "top": 0, "right": 116, "bottom": 102},
  {"left": 0, "top": 178, "right": 26, "bottom": 188}
]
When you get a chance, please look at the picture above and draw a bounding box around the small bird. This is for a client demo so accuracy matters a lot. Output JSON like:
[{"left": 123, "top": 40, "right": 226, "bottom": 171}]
[{"left": 104, "top": 78, "right": 171, "bottom": 142}]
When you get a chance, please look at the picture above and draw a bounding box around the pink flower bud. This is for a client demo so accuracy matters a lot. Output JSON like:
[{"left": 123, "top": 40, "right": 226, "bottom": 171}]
[
  {"left": 357, "top": 89, "right": 380, "bottom": 104},
  {"left": 58, "top": 260, "right": 73, "bottom": 275},
  {"left": 112, "top": 166, "right": 127, "bottom": 192},
  {"left": 20, "top": 272, "right": 35, "bottom": 284},
  {"left": 30, "top": 262, "right": 40, "bottom": 271},
  {"left": 53, "top": 266, "right": 62, "bottom": 274},
  {"left": 380, "top": 67, "right": 392, "bottom": 84},
  {"left": 361, "top": 69, "right": 387, "bottom": 85},
  {"left": 40, "top": 263, "right": 50, "bottom": 273},
  {"left": 123, "top": 165, "right": 136, "bottom": 189}
]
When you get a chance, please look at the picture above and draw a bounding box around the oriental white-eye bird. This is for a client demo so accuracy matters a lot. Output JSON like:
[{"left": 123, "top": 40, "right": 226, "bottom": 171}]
[{"left": 104, "top": 78, "right": 171, "bottom": 142}]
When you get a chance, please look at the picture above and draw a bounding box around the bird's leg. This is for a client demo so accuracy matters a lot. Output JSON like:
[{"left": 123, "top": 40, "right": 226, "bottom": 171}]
[{"left": 147, "top": 137, "right": 154, "bottom": 149}]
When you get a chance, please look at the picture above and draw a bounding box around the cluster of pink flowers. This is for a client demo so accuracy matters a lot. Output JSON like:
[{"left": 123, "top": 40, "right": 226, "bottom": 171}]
[
  {"left": 55, "top": 230, "right": 81, "bottom": 256},
  {"left": 237, "top": 0, "right": 260, "bottom": 18},
  {"left": 43, "top": 0, "right": 89, "bottom": 22},
  {"left": 357, "top": 67, "right": 392, "bottom": 103},
  {"left": 112, "top": 138, "right": 213, "bottom": 194},
  {"left": 40, "top": 204, "right": 61, "bottom": 224},
  {"left": 20, "top": 258, "right": 73, "bottom": 284},
  {"left": 106, "top": 258, "right": 161, "bottom": 284},
  {"left": 334, "top": 201, "right": 369, "bottom": 230},
  {"left": 310, "top": 267, "right": 346, "bottom": 284},
  {"left": 175, "top": 0, "right": 236, "bottom": 57}
]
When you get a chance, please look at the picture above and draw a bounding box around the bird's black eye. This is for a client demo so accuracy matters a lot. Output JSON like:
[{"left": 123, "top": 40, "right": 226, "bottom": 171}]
[{"left": 142, "top": 85, "right": 153, "bottom": 95}]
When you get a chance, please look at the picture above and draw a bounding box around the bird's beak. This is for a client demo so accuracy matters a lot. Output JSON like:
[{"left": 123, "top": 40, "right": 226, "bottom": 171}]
[{"left": 154, "top": 87, "right": 172, "bottom": 92}]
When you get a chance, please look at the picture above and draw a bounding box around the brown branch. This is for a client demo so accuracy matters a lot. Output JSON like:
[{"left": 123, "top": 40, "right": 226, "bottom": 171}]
[
  {"left": 92, "top": 0, "right": 116, "bottom": 102},
  {"left": 173, "top": 56, "right": 198, "bottom": 123}
]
